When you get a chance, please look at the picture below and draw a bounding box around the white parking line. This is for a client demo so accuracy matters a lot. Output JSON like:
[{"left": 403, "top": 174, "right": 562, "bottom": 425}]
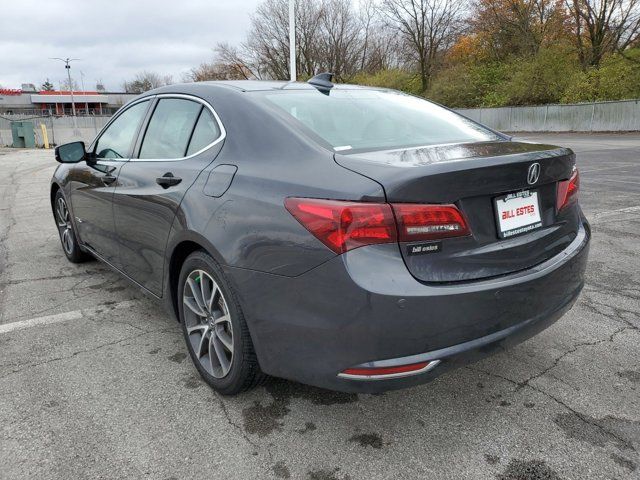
[{"left": 0, "top": 300, "right": 138, "bottom": 335}]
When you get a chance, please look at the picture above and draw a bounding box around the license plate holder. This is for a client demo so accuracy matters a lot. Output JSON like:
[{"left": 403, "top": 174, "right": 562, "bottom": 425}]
[{"left": 494, "top": 190, "right": 542, "bottom": 239}]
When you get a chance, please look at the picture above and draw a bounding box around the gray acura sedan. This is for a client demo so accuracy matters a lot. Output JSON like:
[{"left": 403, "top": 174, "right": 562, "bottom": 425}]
[{"left": 51, "top": 75, "right": 589, "bottom": 394}]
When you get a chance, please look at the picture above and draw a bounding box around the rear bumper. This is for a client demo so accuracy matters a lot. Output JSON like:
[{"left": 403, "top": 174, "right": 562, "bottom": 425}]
[{"left": 226, "top": 219, "right": 590, "bottom": 393}]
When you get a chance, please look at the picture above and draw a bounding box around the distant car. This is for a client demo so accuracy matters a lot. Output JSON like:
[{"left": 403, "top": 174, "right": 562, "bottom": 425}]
[{"left": 51, "top": 75, "right": 589, "bottom": 394}]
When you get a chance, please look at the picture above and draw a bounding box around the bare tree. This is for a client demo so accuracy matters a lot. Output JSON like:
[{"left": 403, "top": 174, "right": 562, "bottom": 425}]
[
  {"left": 470, "top": 0, "right": 569, "bottom": 60},
  {"left": 380, "top": 0, "right": 465, "bottom": 91},
  {"left": 123, "top": 71, "right": 173, "bottom": 93},
  {"left": 60, "top": 78, "right": 79, "bottom": 91},
  {"left": 316, "top": 0, "right": 364, "bottom": 79},
  {"left": 568, "top": 0, "right": 640, "bottom": 68},
  {"left": 295, "top": 0, "right": 326, "bottom": 77},
  {"left": 216, "top": 0, "right": 397, "bottom": 81},
  {"left": 214, "top": 43, "right": 257, "bottom": 79},
  {"left": 241, "top": 0, "right": 301, "bottom": 79},
  {"left": 186, "top": 45, "right": 255, "bottom": 82}
]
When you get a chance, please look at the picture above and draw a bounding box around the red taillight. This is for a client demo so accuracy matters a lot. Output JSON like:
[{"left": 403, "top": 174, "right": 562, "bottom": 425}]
[
  {"left": 557, "top": 169, "right": 579, "bottom": 212},
  {"left": 392, "top": 203, "right": 470, "bottom": 241},
  {"left": 284, "top": 198, "right": 397, "bottom": 254},
  {"left": 285, "top": 198, "right": 471, "bottom": 253}
]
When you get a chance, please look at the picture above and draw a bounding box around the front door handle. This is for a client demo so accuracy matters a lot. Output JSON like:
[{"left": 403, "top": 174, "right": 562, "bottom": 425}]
[
  {"left": 156, "top": 172, "right": 182, "bottom": 189},
  {"left": 102, "top": 174, "right": 117, "bottom": 185}
]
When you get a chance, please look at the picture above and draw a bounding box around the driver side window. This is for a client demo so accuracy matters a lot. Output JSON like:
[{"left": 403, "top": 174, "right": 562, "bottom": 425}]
[{"left": 95, "top": 100, "right": 150, "bottom": 159}]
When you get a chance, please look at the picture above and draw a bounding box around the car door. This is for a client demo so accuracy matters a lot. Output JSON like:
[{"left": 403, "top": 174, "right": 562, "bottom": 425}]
[
  {"left": 113, "top": 95, "right": 225, "bottom": 296},
  {"left": 69, "top": 99, "right": 151, "bottom": 266}
]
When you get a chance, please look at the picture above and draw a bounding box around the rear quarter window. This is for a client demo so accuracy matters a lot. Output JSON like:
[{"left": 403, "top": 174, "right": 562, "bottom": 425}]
[{"left": 187, "top": 109, "right": 221, "bottom": 156}]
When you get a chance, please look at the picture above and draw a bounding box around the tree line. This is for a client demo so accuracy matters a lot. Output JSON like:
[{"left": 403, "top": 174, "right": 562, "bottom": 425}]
[{"left": 125, "top": 0, "right": 640, "bottom": 107}]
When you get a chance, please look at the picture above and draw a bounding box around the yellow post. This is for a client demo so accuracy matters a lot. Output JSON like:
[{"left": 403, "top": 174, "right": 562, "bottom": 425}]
[{"left": 40, "top": 123, "right": 50, "bottom": 149}]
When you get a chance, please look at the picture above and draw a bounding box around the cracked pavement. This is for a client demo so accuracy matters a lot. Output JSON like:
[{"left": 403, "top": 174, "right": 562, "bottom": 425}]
[{"left": 0, "top": 134, "right": 639, "bottom": 479}]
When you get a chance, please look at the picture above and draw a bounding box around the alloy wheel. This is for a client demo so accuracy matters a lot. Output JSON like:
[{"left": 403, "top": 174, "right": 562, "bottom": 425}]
[
  {"left": 56, "top": 197, "right": 74, "bottom": 255},
  {"left": 182, "top": 270, "right": 234, "bottom": 378}
]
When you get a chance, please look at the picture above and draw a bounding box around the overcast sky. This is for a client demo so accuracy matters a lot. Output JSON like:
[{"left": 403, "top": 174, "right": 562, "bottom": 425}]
[{"left": 0, "top": 0, "right": 261, "bottom": 91}]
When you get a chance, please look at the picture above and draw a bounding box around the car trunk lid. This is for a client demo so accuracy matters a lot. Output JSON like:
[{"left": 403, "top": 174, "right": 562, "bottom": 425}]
[{"left": 335, "top": 140, "right": 579, "bottom": 282}]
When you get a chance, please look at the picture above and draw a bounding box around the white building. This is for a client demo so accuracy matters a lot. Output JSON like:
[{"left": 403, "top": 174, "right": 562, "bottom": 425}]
[{"left": 0, "top": 88, "right": 138, "bottom": 115}]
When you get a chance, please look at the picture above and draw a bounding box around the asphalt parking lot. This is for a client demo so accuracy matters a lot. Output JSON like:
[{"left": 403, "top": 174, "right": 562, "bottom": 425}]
[{"left": 1, "top": 133, "right": 639, "bottom": 480}]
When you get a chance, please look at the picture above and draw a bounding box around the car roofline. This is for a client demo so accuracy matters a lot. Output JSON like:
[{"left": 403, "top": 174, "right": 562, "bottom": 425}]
[{"left": 191, "top": 80, "right": 390, "bottom": 93}]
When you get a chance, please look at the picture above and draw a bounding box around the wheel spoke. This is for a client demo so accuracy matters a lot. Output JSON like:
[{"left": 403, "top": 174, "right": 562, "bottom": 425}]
[
  {"left": 186, "top": 276, "right": 206, "bottom": 312},
  {"left": 208, "top": 284, "right": 219, "bottom": 312},
  {"left": 214, "top": 314, "right": 230, "bottom": 326},
  {"left": 196, "top": 327, "right": 209, "bottom": 359},
  {"left": 215, "top": 326, "right": 233, "bottom": 353},
  {"left": 186, "top": 323, "right": 207, "bottom": 335},
  {"left": 199, "top": 270, "right": 210, "bottom": 313},
  {"left": 211, "top": 335, "right": 231, "bottom": 375},
  {"left": 184, "top": 297, "right": 206, "bottom": 318},
  {"left": 56, "top": 199, "right": 68, "bottom": 227},
  {"left": 209, "top": 341, "right": 216, "bottom": 375},
  {"left": 61, "top": 229, "right": 73, "bottom": 253}
]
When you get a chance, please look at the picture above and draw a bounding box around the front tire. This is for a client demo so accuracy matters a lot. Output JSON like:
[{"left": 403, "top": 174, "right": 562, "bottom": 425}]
[
  {"left": 53, "top": 190, "right": 91, "bottom": 263},
  {"left": 178, "top": 250, "right": 266, "bottom": 395}
]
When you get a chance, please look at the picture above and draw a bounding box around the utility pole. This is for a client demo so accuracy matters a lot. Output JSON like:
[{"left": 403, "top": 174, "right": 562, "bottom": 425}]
[
  {"left": 289, "top": 0, "right": 296, "bottom": 82},
  {"left": 51, "top": 57, "right": 79, "bottom": 117},
  {"left": 51, "top": 57, "right": 80, "bottom": 133},
  {"left": 80, "top": 71, "right": 88, "bottom": 113}
]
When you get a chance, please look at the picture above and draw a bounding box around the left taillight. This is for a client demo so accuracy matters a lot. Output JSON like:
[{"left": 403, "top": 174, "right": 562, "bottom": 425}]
[
  {"left": 284, "top": 198, "right": 397, "bottom": 254},
  {"left": 285, "top": 198, "right": 472, "bottom": 254},
  {"left": 557, "top": 168, "right": 579, "bottom": 212}
]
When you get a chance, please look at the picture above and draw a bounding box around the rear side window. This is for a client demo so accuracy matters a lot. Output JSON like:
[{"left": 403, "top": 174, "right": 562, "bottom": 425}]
[
  {"left": 95, "top": 100, "right": 149, "bottom": 159},
  {"left": 186, "top": 109, "right": 221, "bottom": 156},
  {"left": 139, "top": 98, "right": 202, "bottom": 159}
]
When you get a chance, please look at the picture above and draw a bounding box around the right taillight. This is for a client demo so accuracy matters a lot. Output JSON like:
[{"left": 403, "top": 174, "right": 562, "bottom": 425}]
[
  {"left": 392, "top": 203, "right": 470, "bottom": 241},
  {"left": 557, "top": 168, "right": 579, "bottom": 212}
]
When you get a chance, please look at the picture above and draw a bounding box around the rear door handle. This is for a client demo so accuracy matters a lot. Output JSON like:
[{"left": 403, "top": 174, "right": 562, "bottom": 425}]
[
  {"left": 102, "top": 174, "right": 117, "bottom": 185},
  {"left": 156, "top": 172, "right": 182, "bottom": 189}
]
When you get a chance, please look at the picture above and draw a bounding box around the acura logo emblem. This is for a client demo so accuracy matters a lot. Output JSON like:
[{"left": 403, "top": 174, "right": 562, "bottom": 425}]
[{"left": 527, "top": 163, "right": 541, "bottom": 185}]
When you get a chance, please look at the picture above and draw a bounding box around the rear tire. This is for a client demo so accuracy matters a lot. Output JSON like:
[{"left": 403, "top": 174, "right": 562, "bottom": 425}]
[
  {"left": 53, "top": 190, "right": 91, "bottom": 263},
  {"left": 178, "top": 250, "right": 266, "bottom": 395}
]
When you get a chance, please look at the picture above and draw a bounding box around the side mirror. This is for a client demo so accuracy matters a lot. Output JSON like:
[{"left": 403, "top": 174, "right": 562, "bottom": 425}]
[{"left": 55, "top": 141, "right": 86, "bottom": 163}]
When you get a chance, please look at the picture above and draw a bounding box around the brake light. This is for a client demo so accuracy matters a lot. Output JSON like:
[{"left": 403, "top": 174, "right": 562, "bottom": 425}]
[
  {"left": 284, "top": 198, "right": 397, "bottom": 254},
  {"left": 392, "top": 204, "right": 470, "bottom": 241},
  {"left": 557, "top": 169, "right": 579, "bottom": 211}
]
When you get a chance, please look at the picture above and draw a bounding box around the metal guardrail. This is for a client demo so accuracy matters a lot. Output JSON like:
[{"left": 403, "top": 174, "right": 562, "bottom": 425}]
[{"left": 456, "top": 98, "right": 640, "bottom": 132}]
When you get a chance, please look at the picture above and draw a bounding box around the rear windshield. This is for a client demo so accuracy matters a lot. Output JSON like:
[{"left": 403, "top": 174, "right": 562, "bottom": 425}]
[{"left": 261, "top": 89, "right": 500, "bottom": 152}]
